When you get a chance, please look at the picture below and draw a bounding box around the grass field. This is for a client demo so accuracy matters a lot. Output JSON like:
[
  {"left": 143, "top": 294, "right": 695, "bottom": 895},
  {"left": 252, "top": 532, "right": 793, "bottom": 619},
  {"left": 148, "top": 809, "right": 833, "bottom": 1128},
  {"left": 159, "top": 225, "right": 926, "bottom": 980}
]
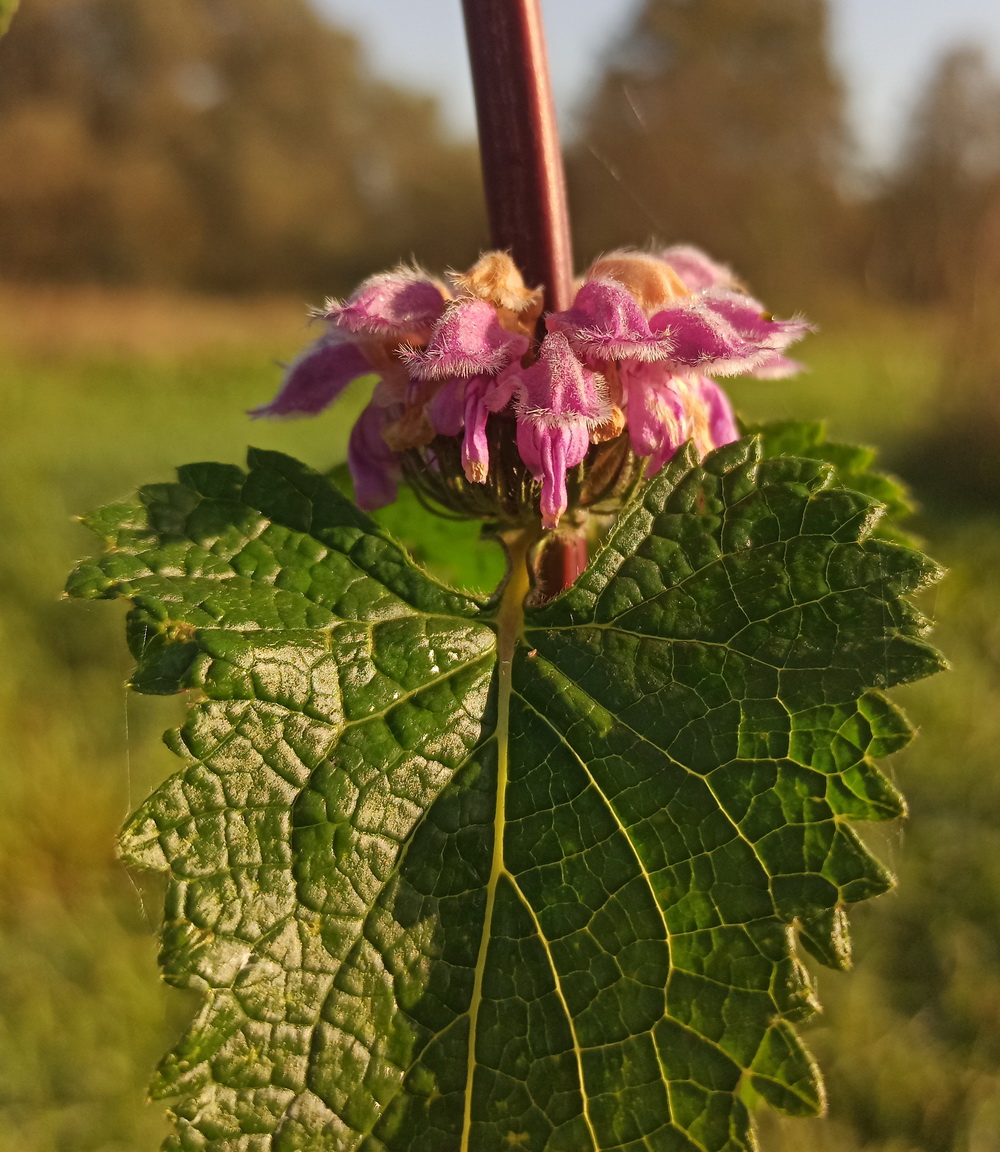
[{"left": 0, "top": 284, "right": 996, "bottom": 1152}]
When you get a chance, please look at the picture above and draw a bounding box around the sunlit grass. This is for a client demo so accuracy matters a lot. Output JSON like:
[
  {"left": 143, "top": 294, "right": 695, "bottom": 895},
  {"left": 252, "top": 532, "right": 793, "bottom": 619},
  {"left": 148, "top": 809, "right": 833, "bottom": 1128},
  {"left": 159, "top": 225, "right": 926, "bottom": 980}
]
[{"left": 728, "top": 301, "right": 945, "bottom": 453}]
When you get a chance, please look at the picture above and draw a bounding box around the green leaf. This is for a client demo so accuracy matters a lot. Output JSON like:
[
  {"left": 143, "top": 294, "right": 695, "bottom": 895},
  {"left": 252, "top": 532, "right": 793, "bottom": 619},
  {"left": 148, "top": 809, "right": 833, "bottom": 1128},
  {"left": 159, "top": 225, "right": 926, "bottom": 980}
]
[
  {"left": 0, "top": 0, "right": 17, "bottom": 37},
  {"left": 328, "top": 461, "right": 506, "bottom": 595},
  {"left": 743, "top": 419, "right": 916, "bottom": 543},
  {"left": 67, "top": 438, "right": 944, "bottom": 1151}
]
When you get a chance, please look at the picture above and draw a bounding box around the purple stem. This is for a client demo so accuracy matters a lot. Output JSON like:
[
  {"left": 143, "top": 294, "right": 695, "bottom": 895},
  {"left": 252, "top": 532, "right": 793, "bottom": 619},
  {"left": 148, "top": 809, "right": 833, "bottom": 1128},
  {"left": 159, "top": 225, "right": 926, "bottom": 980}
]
[
  {"left": 461, "top": 0, "right": 574, "bottom": 315},
  {"left": 532, "top": 530, "right": 589, "bottom": 602}
]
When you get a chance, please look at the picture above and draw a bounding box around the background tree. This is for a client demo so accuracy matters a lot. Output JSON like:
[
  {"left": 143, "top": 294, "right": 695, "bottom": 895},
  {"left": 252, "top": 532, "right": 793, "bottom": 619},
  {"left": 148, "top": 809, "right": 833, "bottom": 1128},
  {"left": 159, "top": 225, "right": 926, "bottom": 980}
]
[
  {"left": 865, "top": 45, "right": 1000, "bottom": 306},
  {"left": 567, "top": 0, "right": 849, "bottom": 305},
  {"left": 870, "top": 46, "right": 1000, "bottom": 501},
  {"left": 0, "top": 0, "right": 485, "bottom": 293}
]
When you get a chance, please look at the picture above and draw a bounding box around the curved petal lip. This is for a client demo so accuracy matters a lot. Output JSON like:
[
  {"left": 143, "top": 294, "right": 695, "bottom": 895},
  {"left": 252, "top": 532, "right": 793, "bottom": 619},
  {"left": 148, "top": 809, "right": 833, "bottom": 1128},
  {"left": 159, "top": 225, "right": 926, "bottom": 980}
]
[
  {"left": 402, "top": 299, "right": 529, "bottom": 380},
  {"left": 567, "top": 332, "right": 676, "bottom": 363},
  {"left": 326, "top": 272, "right": 447, "bottom": 339},
  {"left": 249, "top": 340, "right": 373, "bottom": 417}
]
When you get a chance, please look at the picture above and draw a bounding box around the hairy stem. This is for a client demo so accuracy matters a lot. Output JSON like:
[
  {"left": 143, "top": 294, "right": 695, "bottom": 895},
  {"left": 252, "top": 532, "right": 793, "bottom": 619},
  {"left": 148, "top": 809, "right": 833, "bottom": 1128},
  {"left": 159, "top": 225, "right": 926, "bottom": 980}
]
[{"left": 461, "top": 0, "right": 574, "bottom": 314}]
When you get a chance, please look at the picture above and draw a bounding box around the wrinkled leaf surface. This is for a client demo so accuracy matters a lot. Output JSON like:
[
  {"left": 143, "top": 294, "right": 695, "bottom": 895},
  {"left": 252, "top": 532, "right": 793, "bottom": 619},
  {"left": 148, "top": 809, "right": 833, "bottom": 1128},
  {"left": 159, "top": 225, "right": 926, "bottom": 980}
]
[{"left": 67, "top": 439, "right": 944, "bottom": 1151}]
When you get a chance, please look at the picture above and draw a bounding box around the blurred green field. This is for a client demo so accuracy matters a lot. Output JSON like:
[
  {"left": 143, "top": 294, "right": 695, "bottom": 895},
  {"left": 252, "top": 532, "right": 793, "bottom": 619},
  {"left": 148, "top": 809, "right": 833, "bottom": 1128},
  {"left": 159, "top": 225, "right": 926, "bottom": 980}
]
[{"left": 1, "top": 285, "right": 996, "bottom": 1152}]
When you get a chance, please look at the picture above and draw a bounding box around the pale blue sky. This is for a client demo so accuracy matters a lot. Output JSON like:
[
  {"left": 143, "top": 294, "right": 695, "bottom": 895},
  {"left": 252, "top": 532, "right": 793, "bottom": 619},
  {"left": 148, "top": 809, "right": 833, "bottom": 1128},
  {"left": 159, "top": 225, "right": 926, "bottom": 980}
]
[{"left": 313, "top": 0, "right": 1000, "bottom": 165}]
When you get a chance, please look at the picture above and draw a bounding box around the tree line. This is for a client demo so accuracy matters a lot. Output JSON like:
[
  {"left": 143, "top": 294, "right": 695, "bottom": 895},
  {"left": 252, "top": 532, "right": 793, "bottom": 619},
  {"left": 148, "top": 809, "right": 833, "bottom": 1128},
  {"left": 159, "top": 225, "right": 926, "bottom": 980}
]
[
  {"left": 0, "top": 0, "right": 999, "bottom": 311},
  {"left": 0, "top": 0, "right": 487, "bottom": 293}
]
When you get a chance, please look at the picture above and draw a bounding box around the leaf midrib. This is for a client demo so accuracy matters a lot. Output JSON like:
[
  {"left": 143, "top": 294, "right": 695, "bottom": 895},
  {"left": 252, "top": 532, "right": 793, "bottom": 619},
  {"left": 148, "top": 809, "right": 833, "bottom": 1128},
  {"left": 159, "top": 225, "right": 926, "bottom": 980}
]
[{"left": 457, "top": 541, "right": 610, "bottom": 1152}]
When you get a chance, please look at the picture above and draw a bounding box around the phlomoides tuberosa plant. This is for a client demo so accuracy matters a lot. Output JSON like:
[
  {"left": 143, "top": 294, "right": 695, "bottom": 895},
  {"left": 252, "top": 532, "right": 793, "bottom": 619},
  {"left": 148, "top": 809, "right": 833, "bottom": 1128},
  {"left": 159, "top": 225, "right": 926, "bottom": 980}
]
[{"left": 63, "top": 2, "right": 944, "bottom": 1149}]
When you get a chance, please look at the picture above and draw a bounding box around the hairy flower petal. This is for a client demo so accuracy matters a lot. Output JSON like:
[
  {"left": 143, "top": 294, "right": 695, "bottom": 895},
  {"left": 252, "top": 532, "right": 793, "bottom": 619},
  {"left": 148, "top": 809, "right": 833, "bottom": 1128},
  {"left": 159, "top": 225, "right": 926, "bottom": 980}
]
[
  {"left": 548, "top": 279, "right": 675, "bottom": 364},
  {"left": 698, "top": 377, "right": 739, "bottom": 446},
  {"left": 707, "top": 290, "right": 812, "bottom": 345},
  {"left": 651, "top": 289, "right": 810, "bottom": 376},
  {"left": 250, "top": 338, "right": 373, "bottom": 417},
  {"left": 750, "top": 353, "right": 804, "bottom": 380},
  {"left": 403, "top": 298, "right": 529, "bottom": 380},
  {"left": 516, "top": 332, "right": 610, "bottom": 425},
  {"left": 325, "top": 269, "right": 447, "bottom": 340},
  {"left": 659, "top": 245, "right": 741, "bottom": 292},
  {"left": 511, "top": 333, "right": 610, "bottom": 527},
  {"left": 458, "top": 366, "right": 526, "bottom": 482},
  {"left": 461, "top": 377, "right": 493, "bottom": 483},
  {"left": 516, "top": 421, "right": 590, "bottom": 529},
  {"left": 620, "top": 362, "right": 688, "bottom": 475},
  {"left": 348, "top": 402, "right": 400, "bottom": 510}
]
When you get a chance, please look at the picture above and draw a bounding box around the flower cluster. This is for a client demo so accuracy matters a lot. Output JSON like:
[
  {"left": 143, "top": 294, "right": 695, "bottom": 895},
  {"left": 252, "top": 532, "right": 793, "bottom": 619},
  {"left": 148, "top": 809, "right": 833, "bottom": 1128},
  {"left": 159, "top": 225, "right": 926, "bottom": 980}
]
[{"left": 253, "top": 247, "right": 809, "bottom": 529}]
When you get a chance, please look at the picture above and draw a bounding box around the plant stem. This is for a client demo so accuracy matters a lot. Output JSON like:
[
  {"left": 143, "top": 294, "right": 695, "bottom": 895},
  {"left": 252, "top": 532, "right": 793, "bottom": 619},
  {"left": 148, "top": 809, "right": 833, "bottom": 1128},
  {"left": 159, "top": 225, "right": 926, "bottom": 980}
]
[
  {"left": 463, "top": 1, "right": 583, "bottom": 599},
  {"left": 460, "top": 0, "right": 574, "bottom": 314},
  {"left": 531, "top": 529, "right": 589, "bottom": 603}
]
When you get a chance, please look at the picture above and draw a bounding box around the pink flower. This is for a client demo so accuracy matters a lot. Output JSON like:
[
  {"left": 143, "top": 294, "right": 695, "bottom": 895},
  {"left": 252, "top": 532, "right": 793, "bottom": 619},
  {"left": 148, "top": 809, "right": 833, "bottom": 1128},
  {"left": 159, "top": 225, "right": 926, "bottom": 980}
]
[
  {"left": 619, "top": 362, "right": 689, "bottom": 476},
  {"left": 401, "top": 298, "right": 529, "bottom": 482},
  {"left": 402, "top": 298, "right": 528, "bottom": 380},
  {"left": 324, "top": 267, "right": 446, "bottom": 341},
  {"left": 698, "top": 377, "right": 740, "bottom": 447},
  {"left": 509, "top": 332, "right": 610, "bottom": 528},
  {"left": 250, "top": 267, "right": 447, "bottom": 420},
  {"left": 348, "top": 402, "right": 400, "bottom": 510},
  {"left": 649, "top": 289, "right": 811, "bottom": 377},
  {"left": 249, "top": 336, "right": 372, "bottom": 418},
  {"left": 252, "top": 246, "right": 809, "bottom": 530},
  {"left": 546, "top": 279, "right": 675, "bottom": 364},
  {"left": 659, "top": 245, "right": 741, "bottom": 293}
]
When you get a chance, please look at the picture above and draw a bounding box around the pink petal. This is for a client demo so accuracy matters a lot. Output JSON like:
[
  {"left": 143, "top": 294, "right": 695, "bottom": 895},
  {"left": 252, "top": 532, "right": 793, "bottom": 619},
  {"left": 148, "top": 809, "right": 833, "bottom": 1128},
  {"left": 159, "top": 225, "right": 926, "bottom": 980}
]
[
  {"left": 516, "top": 420, "right": 590, "bottom": 530},
  {"left": 707, "top": 290, "right": 812, "bottom": 347},
  {"left": 516, "top": 332, "right": 609, "bottom": 426},
  {"left": 456, "top": 367, "right": 525, "bottom": 482},
  {"left": 250, "top": 338, "right": 373, "bottom": 417},
  {"left": 326, "top": 269, "right": 446, "bottom": 340},
  {"left": 650, "top": 289, "right": 810, "bottom": 377},
  {"left": 620, "top": 362, "right": 688, "bottom": 476},
  {"left": 750, "top": 353, "right": 804, "bottom": 380},
  {"left": 348, "top": 402, "right": 400, "bottom": 510},
  {"left": 428, "top": 379, "right": 465, "bottom": 437},
  {"left": 547, "top": 279, "right": 675, "bottom": 363},
  {"left": 512, "top": 333, "right": 607, "bottom": 529},
  {"left": 402, "top": 298, "right": 529, "bottom": 380},
  {"left": 462, "top": 377, "right": 492, "bottom": 483},
  {"left": 659, "top": 245, "right": 740, "bottom": 292},
  {"left": 698, "top": 377, "right": 739, "bottom": 447},
  {"left": 483, "top": 364, "right": 521, "bottom": 414}
]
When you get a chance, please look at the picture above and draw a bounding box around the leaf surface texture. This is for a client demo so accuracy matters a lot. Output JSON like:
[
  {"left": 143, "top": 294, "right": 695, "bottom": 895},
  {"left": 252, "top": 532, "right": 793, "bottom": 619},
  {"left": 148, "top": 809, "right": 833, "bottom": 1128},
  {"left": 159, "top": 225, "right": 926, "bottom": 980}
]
[{"left": 67, "top": 440, "right": 944, "bottom": 1151}]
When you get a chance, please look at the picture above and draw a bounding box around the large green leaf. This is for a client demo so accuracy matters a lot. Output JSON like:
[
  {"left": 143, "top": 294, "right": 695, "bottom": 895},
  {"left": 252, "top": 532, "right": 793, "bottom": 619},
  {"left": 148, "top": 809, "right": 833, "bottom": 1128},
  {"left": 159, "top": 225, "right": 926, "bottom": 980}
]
[
  {"left": 67, "top": 438, "right": 944, "bottom": 1151},
  {"left": 743, "top": 419, "right": 916, "bottom": 543}
]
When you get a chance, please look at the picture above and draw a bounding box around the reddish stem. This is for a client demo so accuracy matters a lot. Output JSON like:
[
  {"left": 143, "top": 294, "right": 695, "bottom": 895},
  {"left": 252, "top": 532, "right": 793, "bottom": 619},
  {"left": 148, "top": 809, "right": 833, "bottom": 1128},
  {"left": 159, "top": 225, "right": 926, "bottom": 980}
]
[
  {"left": 531, "top": 531, "right": 589, "bottom": 603},
  {"left": 461, "top": 0, "right": 574, "bottom": 314},
  {"left": 463, "top": 1, "right": 584, "bottom": 598}
]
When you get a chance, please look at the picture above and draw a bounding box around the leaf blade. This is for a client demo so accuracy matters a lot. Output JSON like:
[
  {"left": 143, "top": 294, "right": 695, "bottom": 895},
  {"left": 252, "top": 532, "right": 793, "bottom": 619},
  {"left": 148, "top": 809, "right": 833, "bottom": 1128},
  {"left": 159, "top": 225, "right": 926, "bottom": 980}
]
[{"left": 67, "top": 437, "right": 944, "bottom": 1151}]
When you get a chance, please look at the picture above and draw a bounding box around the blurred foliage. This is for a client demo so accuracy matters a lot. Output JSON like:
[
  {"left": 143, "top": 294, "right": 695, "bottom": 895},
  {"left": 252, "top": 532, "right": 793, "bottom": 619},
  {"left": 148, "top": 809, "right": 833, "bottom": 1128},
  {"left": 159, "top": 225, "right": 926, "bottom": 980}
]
[
  {"left": 862, "top": 45, "right": 1000, "bottom": 504},
  {"left": 0, "top": 0, "right": 486, "bottom": 294},
  {"left": 0, "top": 0, "right": 18, "bottom": 37},
  {"left": 866, "top": 46, "right": 1000, "bottom": 307},
  {"left": 567, "top": 0, "right": 1000, "bottom": 503},
  {"left": 567, "top": 0, "right": 849, "bottom": 307}
]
